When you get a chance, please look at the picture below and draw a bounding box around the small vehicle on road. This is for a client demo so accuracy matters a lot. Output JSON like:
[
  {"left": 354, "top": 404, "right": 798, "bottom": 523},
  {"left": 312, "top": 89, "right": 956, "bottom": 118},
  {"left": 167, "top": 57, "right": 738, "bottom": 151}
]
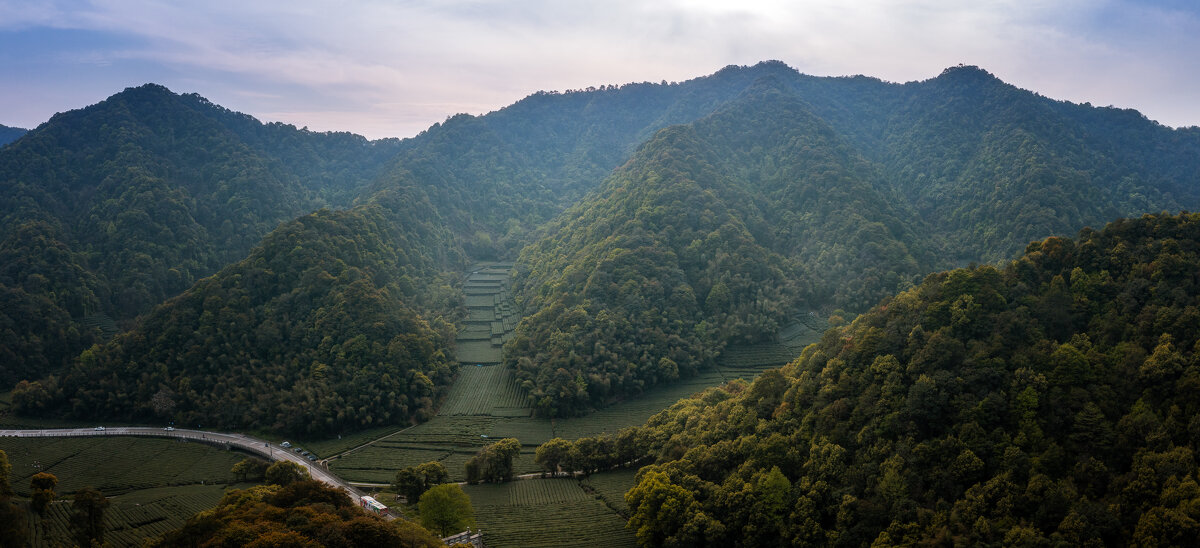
[
  {"left": 281, "top": 441, "right": 291, "bottom": 448},
  {"left": 164, "top": 426, "right": 174, "bottom": 431},
  {"left": 94, "top": 426, "right": 105, "bottom": 431}
]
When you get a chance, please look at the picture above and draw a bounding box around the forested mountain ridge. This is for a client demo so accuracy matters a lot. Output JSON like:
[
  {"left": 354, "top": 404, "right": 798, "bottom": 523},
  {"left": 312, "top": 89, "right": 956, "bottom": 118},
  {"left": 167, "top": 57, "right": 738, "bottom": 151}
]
[
  {"left": 0, "top": 84, "right": 403, "bottom": 388},
  {"left": 358, "top": 60, "right": 813, "bottom": 257},
  {"left": 14, "top": 199, "right": 464, "bottom": 435},
  {"left": 866, "top": 65, "right": 1200, "bottom": 263},
  {"left": 0, "top": 124, "right": 25, "bottom": 147},
  {"left": 622, "top": 212, "right": 1200, "bottom": 546},
  {"left": 503, "top": 64, "right": 1200, "bottom": 415},
  {"left": 506, "top": 79, "right": 929, "bottom": 416},
  {"left": 6, "top": 62, "right": 1200, "bottom": 436}
]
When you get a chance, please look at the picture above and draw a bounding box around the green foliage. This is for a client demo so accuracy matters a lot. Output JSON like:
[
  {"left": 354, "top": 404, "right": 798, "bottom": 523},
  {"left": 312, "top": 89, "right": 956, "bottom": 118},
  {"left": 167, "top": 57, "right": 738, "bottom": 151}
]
[
  {"left": 620, "top": 213, "right": 1200, "bottom": 545},
  {"left": 30, "top": 472, "right": 57, "bottom": 515},
  {"left": 393, "top": 461, "right": 449, "bottom": 503},
  {"left": 465, "top": 438, "right": 521, "bottom": 484},
  {"left": 0, "top": 85, "right": 405, "bottom": 388},
  {"left": 70, "top": 486, "right": 109, "bottom": 547},
  {"left": 507, "top": 82, "right": 928, "bottom": 416},
  {"left": 150, "top": 481, "right": 444, "bottom": 548},
  {"left": 418, "top": 483, "right": 475, "bottom": 537},
  {"left": 25, "top": 205, "right": 462, "bottom": 436},
  {"left": 535, "top": 437, "right": 574, "bottom": 476},
  {"left": 0, "top": 124, "right": 25, "bottom": 147},
  {"left": 231, "top": 458, "right": 270, "bottom": 483},
  {"left": 0, "top": 449, "right": 10, "bottom": 498},
  {"left": 264, "top": 461, "right": 309, "bottom": 487}
]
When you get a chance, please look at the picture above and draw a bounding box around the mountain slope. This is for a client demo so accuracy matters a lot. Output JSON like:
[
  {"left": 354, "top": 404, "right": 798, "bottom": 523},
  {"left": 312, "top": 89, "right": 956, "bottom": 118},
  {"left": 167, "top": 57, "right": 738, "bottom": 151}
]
[
  {"left": 0, "top": 84, "right": 402, "bottom": 388},
  {"left": 876, "top": 65, "right": 1200, "bottom": 263},
  {"left": 0, "top": 124, "right": 25, "bottom": 147},
  {"left": 14, "top": 199, "right": 463, "bottom": 436},
  {"left": 502, "top": 64, "right": 1200, "bottom": 415},
  {"left": 359, "top": 61, "right": 810, "bottom": 257},
  {"left": 505, "top": 80, "right": 927, "bottom": 416},
  {"left": 624, "top": 212, "right": 1200, "bottom": 546}
]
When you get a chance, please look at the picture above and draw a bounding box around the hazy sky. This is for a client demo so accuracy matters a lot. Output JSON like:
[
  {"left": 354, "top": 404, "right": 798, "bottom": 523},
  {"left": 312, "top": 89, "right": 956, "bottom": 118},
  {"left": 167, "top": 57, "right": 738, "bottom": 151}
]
[{"left": 1, "top": 0, "right": 1197, "bottom": 139}]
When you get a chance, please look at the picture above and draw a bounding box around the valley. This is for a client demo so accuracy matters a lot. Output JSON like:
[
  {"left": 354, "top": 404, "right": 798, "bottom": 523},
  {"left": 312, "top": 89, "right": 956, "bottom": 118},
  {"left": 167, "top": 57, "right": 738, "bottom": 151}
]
[{"left": 2, "top": 60, "right": 1200, "bottom": 546}]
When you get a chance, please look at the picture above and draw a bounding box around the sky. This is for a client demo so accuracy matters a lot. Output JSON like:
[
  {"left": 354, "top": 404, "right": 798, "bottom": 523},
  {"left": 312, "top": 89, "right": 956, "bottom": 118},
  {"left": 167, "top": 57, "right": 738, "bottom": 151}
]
[{"left": 1, "top": 0, "right": 1197, "bottom": 139}]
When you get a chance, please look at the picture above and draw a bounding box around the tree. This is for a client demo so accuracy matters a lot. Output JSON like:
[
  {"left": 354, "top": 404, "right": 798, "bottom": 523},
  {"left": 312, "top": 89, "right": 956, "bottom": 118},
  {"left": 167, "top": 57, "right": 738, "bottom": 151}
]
[
  {"left": 0, "top": 449, "right": 27, "bottom": 548},
  {"left": 535, "top": 438, "right": 573, "bottom": 477},
  {"left": 465, "top": 438, "right": 521, "bottom": 483},
  {"left": 394, "top": 461, "right": 449, "bottom": 503},
  {"left": 416, "top": 461, "right": 449, "bottom": 489},
  {"left": 31, "top": 472, "right": 58, "bottom": 514},
  {"left": 71, "top": 487, "right": 109, "bottom": 547},
  {"left": 418, "top": 484, "right": 475, "bottom": 537},
  {"left": 264, "top": 461, "right": 310, "bottom": 486},
  {"left": 0, "top": 450, "right": 11, "bottom": 497},
  {"left": 231, "top": 457, "right": 270, "bottom": 482}
]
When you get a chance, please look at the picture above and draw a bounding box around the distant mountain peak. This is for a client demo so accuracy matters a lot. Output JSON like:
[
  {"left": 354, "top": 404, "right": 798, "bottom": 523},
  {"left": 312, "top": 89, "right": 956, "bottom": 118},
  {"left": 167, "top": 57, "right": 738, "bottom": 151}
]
[{"left": 933, "top": 64, "right": 1001, "bottom": 83}]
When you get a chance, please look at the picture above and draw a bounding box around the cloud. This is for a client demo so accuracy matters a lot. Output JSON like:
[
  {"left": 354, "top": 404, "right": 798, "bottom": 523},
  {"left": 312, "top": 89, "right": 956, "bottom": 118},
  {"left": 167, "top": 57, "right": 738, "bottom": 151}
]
[{"left": 0, "top": 0, "right": 1197, "bottom": 137}]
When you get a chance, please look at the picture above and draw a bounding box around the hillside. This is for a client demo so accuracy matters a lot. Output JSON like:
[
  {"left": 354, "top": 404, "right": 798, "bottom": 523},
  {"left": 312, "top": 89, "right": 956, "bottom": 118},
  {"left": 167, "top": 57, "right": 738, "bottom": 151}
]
[
  {"left": 503, "top": 64, "right": 1200, "bottom": 415},
  {"left": 13, "top": 198, "right": 464, "bottom": 436},
  {"left": 6, "top": 62, "right": 1200, "bottom": 434},
  {"left": 506, "top": 79, "right": 926, "bottom": 416},
  {"left": 359, "top": 60, "right": 815, "bottom": 257},
  {"left": 623, "top": 212, "right": 1200, "bottom": 546},
  {"left": 0, "top": 124, "right": 25, "bottom": 147},
  {"left": 0, "top": 85, "right": 403, "bottom": 388}
]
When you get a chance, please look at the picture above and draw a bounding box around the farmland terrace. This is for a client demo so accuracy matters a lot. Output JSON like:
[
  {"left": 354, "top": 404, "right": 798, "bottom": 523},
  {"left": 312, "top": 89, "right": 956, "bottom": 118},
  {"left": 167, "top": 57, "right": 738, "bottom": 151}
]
[{"left": 455, "top": 262, "right": 518, "bottom": 364}]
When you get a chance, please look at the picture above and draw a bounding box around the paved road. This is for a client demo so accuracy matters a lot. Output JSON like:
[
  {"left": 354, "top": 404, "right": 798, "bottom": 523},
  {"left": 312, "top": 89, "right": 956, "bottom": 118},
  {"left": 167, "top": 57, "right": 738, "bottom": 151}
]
[{"left": 0, "top": 427, "right": 371, "bottom": 509}]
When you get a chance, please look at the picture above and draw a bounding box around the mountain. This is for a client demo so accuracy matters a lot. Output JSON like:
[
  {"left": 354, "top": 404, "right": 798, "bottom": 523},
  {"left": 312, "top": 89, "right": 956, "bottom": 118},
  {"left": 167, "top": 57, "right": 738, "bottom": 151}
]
[
  {"left": 0, "top": 84, "right": 403, "bottom": 388},
  {"left": 6, "top": 62, "right": 1200, "bottom": 435},
  {"left": 0, "top": 124, "right": 25, "bottom": 147},
  {"left": 13, "top": 197, "right": 464, "bottom": 436},
  {"left": 358, "top": 60, "right": 819, "bottom": 257},
  {"left": 503, "top": 63, "right": 1200, "bottom": 415},
  {"left": 505, "top": 79, "right": 927, "bottom": 416},
  {"left": 622, "top": 212, "right": 1200, "bottom": 546}
]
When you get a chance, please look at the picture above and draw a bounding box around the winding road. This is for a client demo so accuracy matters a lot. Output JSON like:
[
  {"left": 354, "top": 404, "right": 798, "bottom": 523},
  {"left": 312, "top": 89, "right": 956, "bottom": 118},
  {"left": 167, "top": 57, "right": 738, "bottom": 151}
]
[{"left": 0, "top": 427, "right": 371, "bottom": 508}]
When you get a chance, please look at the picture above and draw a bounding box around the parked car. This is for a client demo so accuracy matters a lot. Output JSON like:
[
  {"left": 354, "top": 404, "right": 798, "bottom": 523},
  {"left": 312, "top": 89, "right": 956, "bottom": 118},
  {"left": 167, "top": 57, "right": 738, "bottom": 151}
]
[{"left": 281, "top": 441, "right": 291, "bottom": 448}]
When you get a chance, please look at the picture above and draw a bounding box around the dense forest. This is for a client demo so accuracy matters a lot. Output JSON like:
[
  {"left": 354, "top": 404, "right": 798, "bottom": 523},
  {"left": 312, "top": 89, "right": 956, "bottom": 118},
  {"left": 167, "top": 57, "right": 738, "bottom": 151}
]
[
  {"left": 5, "top": 61, "right": 1200, "bottom": 434},
  {"left": 0, "top": 85, "right": 404, "bottom": 390},
  {"left": 13, "top": 201, "right": 464, "bottom": 436},
  {"left": 618, "top": 213, "right": 1200, "bottom": 546},
  {"left": 504, "top": 66, "right": 1200, "bottom": 416}
]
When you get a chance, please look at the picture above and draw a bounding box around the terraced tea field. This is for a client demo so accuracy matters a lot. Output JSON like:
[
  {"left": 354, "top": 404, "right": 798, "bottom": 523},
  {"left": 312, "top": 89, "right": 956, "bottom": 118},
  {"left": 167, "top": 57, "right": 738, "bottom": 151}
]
[
  {"left": 439, "top": 364, "right": 530, "bottom": 416},
  {"left": 20, "top": 484, "right": 233, "bottom": 547},
  {"left": 0, "top": 436, "right": 250, "bottom": 547},
  {"left": 464, "top": 478, "right": 637, "bottom": 548},
  {"left": 580, "top": 468, "right": 640, "bottom": 516},
  {"left": 0, "top": 436, "right": 243, "bottom": 496},
  {"left": 455, "top": 262, "right": 518, "bottom": 364}
]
